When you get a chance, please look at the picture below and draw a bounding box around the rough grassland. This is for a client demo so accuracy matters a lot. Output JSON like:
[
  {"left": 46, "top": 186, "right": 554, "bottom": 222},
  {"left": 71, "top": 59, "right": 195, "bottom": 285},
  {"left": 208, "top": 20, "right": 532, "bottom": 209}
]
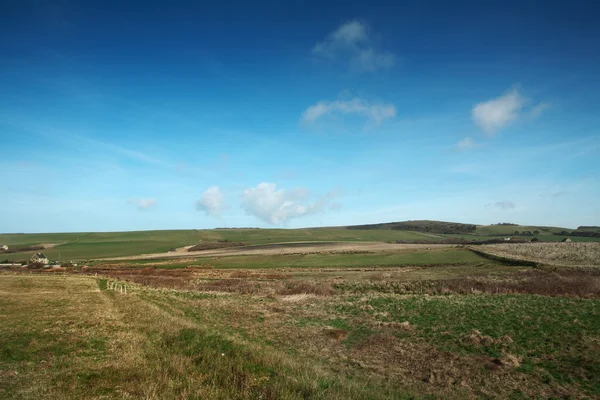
[
  {"left": 0, "top": 275, "right": 395, "bottom": 399},
  {"left": 475, "top": 242, "right": 600, "bottom": 266},
  {"left": 2, "top": 261, "right": 599, "bottom": 399}
]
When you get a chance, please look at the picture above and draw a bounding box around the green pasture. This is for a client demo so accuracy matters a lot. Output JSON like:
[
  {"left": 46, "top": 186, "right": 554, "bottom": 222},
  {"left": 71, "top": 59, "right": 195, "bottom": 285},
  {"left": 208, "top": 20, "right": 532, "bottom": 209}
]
[
  {"left": 139, "top": 248, "right": 489, "bottom": 269},
  {"left": 1, "top": 224, "right": 598, "bottom": 262}
]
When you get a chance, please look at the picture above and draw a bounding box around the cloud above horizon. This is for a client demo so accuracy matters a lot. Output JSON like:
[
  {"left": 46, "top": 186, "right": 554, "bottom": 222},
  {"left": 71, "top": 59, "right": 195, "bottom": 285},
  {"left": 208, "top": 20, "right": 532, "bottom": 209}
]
[
  {"left": 195, "top": 186, "right": 225, "bottom": 217},
  {"left": 241, "top": 182, "right": 339, "bottom": 224},
  {"left": 472, "top": 88, "right": 548, "bottom": 135},
  {"left": 455, "top": 137, "right": 477, "bottom": 151},
  {"left": 313, "top": 20, "right": 395, "bottom": 72},
  {"left": 486, "top": 200, "right": 516, "bottom": 210},
  {"left": 128, "top": 198, "right": 157, "bottom": 210},
  {"left": 301, "top": 97, "right": 396, "bottom": 126},
  {"left": 472, "top": 89, "right": 525, "bottom": 135}
]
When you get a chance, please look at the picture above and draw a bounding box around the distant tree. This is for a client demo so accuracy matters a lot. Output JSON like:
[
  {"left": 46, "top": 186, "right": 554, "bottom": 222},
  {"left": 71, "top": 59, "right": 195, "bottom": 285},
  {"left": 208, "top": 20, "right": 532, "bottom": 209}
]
[
  {"left": 514, "top": 231, "right": 520, "bottom": 235},
  {"left": 533, "top": 230, "right": 540, "bottom": 235},
  {"left": 530, "top": 237, "right": 539, "bottom": 242}
]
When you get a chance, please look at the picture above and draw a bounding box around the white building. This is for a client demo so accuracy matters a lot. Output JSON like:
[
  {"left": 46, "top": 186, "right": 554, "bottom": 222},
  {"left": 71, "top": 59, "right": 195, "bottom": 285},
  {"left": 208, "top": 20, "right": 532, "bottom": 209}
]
[{"left": 30, "top": 253, "right": 49, "bottom": 265}]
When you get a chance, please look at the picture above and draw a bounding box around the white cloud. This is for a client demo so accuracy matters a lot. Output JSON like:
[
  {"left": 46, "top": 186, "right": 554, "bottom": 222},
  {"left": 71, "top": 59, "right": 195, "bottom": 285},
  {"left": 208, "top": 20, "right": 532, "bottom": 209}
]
[
  {"left": 195, "top": 186, "right": 225, "bottom": 217},
  {"left": 301, "top": 97, "right": 396, "bottom": 126},
  {"left": 313, "top": 20, "right": 395, "bottom": 72},
  {"left": 472, "top": 88, "right": 526, "bottom": 135},
  {"left": 486, "top": 200, "right": 516, "bottom": 210},
  {"left": 128, "top": 198, "right": 157, "bottom": 210},
  {"left": 241, "top": 183, "right": 338, "bottom": 225},
  {"left": 455, "top": 137, "right": 477, "bottom": 151}
]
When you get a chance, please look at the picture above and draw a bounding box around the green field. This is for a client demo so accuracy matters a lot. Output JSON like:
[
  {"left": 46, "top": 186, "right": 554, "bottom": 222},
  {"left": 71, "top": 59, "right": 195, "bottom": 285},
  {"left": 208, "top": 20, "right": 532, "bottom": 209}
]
[
  {"left": 1, "top": 223, "right": 599, "bottom": 262},
  {"left": 135, "top": 248, "right": 487, "bottom": 269},
  {"left": 0, "top": 228, "right": 442, "bottom": 261}
]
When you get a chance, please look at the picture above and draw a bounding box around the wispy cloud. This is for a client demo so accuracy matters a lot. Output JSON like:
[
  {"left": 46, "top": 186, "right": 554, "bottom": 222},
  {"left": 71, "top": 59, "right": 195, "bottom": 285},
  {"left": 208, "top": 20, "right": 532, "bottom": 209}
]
[
  {"left": 301, "top": 97, "right": 396, "bottom": 126},
  {"left": 472, "top": 88, "right": 548, "bottom": 135},
  {"left": 72, "top": 133, "right": 169, "bottom": 166},
  {"left": 313, "top": 20, "right": 395, "bottom": 73},
  {"left": 536, "top": 190, "right": 568, "bottom": 199},
  {"left": 551, "top": 190, "right": 568, "bottom": 198},
  {"left": 128, "top": 198, "right": 157, "bottom": 210},
  {"left": 0, "top": 117, "right": 171, "bottom": 167},
  {"left": 529, "top": 102, "right": 550, "bottom": 119},
  {"left": 486, "top": 200, "right": 515, "bottom": 210},
  {"left": 241, "top": 183, "right": 339, "bottom": 225},
  {"left": 454, "top": 137, "right": 477, "bottom": 151},
  {"left": 195, "top": 186, "right": 226, "bottom": 217}
]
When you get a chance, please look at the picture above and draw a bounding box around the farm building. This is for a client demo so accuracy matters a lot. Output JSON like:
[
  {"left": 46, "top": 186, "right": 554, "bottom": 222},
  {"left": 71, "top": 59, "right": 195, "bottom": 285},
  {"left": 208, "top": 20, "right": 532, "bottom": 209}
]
[
  {"left": 30, "top": 253, "right": 49, "bottom": 264},
  {"left": 0, "top": 245, "right": 8, "bottom": 251},
  {"left": 561, "top": 237, "right": 573, "bottom": 243}
]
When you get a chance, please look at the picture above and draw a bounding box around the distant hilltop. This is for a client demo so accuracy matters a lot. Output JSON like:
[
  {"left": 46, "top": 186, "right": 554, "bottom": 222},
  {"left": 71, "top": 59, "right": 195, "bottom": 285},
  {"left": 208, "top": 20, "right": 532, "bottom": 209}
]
[
  {"left": 346, "top": 220, "right": 477, "bottom": 235},
  {"left": 344, "top": 220, "right": 600, "bottom": 237},
  {"left": 215, "top": 227, "right": 261, "bottom": 230}
]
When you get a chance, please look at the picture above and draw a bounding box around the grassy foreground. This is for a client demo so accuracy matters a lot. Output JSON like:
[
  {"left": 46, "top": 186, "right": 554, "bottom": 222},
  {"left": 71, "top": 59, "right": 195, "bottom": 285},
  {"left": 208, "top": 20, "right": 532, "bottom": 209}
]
[
  {"left": 0, "top": 275, "right": 378, "bottom": 399},
  {"left": 1, "top": 265, "right": 599, "bottom": 399}
]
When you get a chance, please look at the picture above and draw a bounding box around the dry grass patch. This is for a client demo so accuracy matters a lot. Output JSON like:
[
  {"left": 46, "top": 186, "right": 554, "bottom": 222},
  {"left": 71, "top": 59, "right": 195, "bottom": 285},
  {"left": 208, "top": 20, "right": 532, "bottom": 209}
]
[
  {"left": 476, "top": 242, "right": 600, "bottom": 266},
  {"left": 277, "top": 281, "right": 335, "bottom": 296},
  {"left": 280, "top": 293, "right": 317, "bottom": 302},
  {"left": 194, "top": 278, "right": 264, "bottom": 294},
  {"left": 338, "top": 267, "right": 600, "bottom": 297}
]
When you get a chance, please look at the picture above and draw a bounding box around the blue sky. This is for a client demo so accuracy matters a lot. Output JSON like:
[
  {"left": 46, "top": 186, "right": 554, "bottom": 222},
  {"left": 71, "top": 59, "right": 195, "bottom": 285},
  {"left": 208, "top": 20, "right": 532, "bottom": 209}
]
[{"left": 1, "top": 0, "right": 599, "bottom": 232}]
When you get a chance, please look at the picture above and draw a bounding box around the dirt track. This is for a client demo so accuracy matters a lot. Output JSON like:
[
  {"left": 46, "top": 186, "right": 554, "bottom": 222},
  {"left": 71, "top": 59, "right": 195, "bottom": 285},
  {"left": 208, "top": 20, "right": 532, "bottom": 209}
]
[{"left": 102, "top": 242, "right": 454, "bottom": 261}]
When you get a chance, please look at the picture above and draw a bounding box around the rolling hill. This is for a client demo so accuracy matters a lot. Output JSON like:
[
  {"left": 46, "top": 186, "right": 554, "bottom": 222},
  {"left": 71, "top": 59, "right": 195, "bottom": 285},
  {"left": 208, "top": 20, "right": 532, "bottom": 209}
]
[{"left": 1, "top": 221, "right": 598, "bottom": 262}]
